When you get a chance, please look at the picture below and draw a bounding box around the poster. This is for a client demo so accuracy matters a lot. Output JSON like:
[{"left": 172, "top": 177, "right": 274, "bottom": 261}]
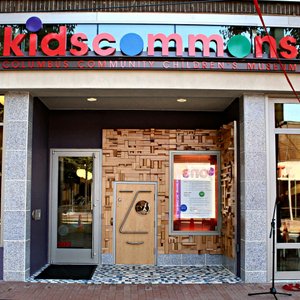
[{"left": 174, "top": 163, "right": 216, "bottom": 219}]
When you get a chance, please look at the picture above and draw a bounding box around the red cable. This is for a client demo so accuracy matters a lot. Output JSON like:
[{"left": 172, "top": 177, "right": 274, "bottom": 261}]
[{"left": 253, "top": 0, "right": 300, "bottom": 102}]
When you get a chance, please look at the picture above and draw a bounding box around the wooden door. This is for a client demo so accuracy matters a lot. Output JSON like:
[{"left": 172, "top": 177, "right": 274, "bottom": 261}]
[{"left": 114, "top": 182, "right": 156, "bottom": 265}]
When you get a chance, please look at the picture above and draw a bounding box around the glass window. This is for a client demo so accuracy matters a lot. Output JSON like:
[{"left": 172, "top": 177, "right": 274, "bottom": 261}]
[
  {"left": 57, "top": 156, "right": 93, "bottom": 249},
  {"left": 277, "top": 248, "right": 300, "bottom": 271},
  {"left": 169, "top": 151, "right": 220, "bottom": 235},
  {"left": 0, "top": 95, "right": 3, "bottom": 244},
  {"left": 176, "top": 25, "right": 253, "bottom": 54},
  {"left": 33, "top": 24, "right": 82, "bottom": 52},
  {"left": 0, "top": 95, "right": 3, "bottom": 123},
  {"left": 98, "top": 24, "right": 175, "bottom": 52},
  {"left": 3, "top": 24, "right": 96, "bottom": 53},
  {"left": 1, "top": 23, "right": 300, "bottom": 57},
  {"left": 71, "top": 24, "right": 98, "bottom": 51},
  {"left": 276, "top": 134, "right": 300, "bottom": 272},
  {"left": 0, "top": 25, "right": 25, "bottom": 55},
  {"left": 0, "top": 25, "right": 3, "bottom": 56},
  {"left": 176, "top": 25, "right": 224, "bottom": 53},
  {"left": 275, "top": 104, "right": 300, "bottom": 128}
]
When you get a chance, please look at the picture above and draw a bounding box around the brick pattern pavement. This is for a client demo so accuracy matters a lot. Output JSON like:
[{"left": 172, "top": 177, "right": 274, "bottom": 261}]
[{"left": 1, "top": 282, "right": 300, "bottom": 300}]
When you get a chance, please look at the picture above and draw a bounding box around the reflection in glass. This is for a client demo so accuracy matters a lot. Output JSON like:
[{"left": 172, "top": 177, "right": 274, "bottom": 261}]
[
  {"left": 16, "top": 24, "right": 77, "bottom": 52},
  {"left": 57, "top": 156, "right": 93, "bottom": 249},
  {"left": 0, "top": 98, "right": 3, "bottom": 236},
  {"left": 177, "top": 25, "right": 225, "bottom": 53},
  {"left": 275, "top": 103, "right": 300, "bottom": 128},
  {"left": 0, "top": 126, "right": 2, "bottom": 235},
  {"left": 277, "top": 249, "right": 300, "bottom": 271},
  {"left": 0, "top": 95, "right": 4, "bottom": 123},
  {"left": 1, "top": 23, "right": 299, "bottom": 58},
  {"left": 276, "top": 135, "right": 300, "bottom": 245},
  {"left": 98, "top": 24, "right": 174, "bottom": 51},
  {"left": 0, "top": 25, "right": 26, "bottom": 55},
  {"left": 72, "top": 24, "right": 98, "bottom": 51}
]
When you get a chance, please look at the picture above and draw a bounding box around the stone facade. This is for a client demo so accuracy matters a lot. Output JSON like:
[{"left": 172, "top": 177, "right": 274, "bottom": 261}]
[
  {"left": 0, "top": 0, "right": 297, "bottom": 284},
  {"left": 239, "top": 94, "right": 268, "bottom": 282},
  {"left": 2, "top": 92, "right": 33, "bottom": 281}
]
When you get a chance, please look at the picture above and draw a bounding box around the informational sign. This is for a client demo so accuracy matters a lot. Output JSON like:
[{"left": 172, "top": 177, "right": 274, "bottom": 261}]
[
  {"left": 170, "top": 151, "right": 220, "bottom": 234},
  {"left": 174, "top": 163, "right": 216, "bottom": 219}
]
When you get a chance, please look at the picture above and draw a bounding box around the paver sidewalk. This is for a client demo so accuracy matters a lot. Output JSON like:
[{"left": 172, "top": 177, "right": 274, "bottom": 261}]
[{"left": 1, "top": 282, "right": 300, "bottom": 300}]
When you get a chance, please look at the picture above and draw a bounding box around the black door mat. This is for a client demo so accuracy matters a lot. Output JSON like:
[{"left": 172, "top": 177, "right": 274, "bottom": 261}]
[{"left": 34, "top": 264, "right": 97, "bottom": 280}]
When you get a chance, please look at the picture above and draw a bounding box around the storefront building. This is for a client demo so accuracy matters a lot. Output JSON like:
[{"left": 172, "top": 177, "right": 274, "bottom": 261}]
[{"left": 0, "top": 0, "right": 299, "bottom": 283}]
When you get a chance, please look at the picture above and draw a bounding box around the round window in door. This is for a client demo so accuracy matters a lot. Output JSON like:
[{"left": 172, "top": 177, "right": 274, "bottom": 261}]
[{"left": 135, "top": 200, "right": 150, "bottom": 215}]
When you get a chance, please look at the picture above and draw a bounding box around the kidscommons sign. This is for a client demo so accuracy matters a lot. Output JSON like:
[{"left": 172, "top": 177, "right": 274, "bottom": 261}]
[{"left": 0, "top": 16, "right": 300, "bottom": 72}]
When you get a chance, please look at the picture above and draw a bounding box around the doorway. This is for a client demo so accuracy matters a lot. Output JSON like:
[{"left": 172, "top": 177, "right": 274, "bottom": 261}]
[
  {"left": 114, "top": 182, "right": 157, "bottom": 265},
  {"left": 49, "top": 149, "right": 101, "bottom": 264},
  {"left": 269, "top": 99, "right": 300, "bottom": 280}
]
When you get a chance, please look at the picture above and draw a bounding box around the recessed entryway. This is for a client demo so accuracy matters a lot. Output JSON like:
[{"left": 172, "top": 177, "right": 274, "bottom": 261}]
[{"left": 29, "top": 265, "right": 241, "bottom": 284}]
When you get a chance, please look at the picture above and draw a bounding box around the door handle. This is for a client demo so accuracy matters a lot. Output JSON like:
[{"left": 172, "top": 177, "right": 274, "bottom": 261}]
[
  {"left": 126, "top": 241, "right": 144, "bottom": 245},
  {"left": 91, "top": 207, "right": 94, "bottom": 258},
  {"left": 110, "top": 217, "right": 113, "bottom": 226}
]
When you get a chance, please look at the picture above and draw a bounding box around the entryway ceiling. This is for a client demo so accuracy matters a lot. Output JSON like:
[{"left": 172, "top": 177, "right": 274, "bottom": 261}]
[{"left": 38, "top": 89, "right": 240, "bottom": 111}]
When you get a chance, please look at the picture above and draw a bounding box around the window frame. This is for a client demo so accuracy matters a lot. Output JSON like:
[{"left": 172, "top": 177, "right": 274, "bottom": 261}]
[
  {"left": 268, "top": 97, "right": 300, "bottom": 280},
  {"left": 0, "top": 95, "right": 4, "bottom": 247},
  {"left": 169, "top": 150, "right": 221, "bottom": 236}
]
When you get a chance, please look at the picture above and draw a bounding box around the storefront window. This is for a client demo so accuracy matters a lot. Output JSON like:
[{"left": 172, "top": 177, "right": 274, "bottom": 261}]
[
  {"left": 277, "top": 249, "right": 300, "bottom": 271},
  {"left": 276, "top": 134, "right": 300, "bottom": 272},
  {"left": 1, "top": 23, "right": 299, "bottom": 57},
  {"left": 0, "top": 25, "right": 22, "bottom": 55},
  {"left": 72, "top": 24, "right": 97, "bottom": 51},
  {"left": 169, "top": 151, "right": 220, "bottom": 235},
  {"left": 275, "top": 103, "right": 300, "bottom": 128},
  {"left": 177, "top": 25, "right": 252, "bottom": 53},
  {"left": 0, "top": 95, "right": 3, "bottom": 123},
  {"left": 98, "top": 24, "right": 175, "bottom": 51}
]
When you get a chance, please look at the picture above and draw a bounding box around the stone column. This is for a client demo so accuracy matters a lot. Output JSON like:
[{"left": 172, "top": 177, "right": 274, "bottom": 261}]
[
  {"left": 2, "top": 92, "right": 33, "bottom": 281},
  {"left": 240, "top": 94, "right": 268, "bottom": 283}
]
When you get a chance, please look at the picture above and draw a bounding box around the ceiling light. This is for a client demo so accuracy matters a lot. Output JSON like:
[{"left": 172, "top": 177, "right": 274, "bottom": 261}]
[
  {"left": 76, "top": 168, "right": 92, "bottom": 180},
  {"left": 177, "top": 98, "right": 187, "bottom": 103},
  {"left": 87, "top": 97, "right": 97, "bottom": 102}
]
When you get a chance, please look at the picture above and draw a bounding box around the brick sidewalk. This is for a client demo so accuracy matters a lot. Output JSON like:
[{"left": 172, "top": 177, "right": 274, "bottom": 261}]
[{"left": 1, "top": 282, "right": 300, "bottom": 300}]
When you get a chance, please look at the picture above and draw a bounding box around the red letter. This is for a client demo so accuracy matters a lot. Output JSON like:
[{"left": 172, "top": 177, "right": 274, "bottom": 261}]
[
  {"left": 188, "top": 34, "right": 224, "bottom": 57},
  {"left": 2, "top": 61, "right": 10, "bottom": 69},
  {"left": 279, "top": 36, "right": 298, "bottom": 59},
  {"left": 41, "top": 26, "right": 67, "bottom": 56},
  {"left": 92, "top": 33, "right": 116, "bottom": 56},
  {"left": 255, "top": 36, "right": 277, "bottom": 58},
  {"left": 147, "top": 33, "right": 183, "bottom": 56},
  {"left": 3, "top": 27, "right": 25, "bottom": 56},
  {"left": 29, "top": 34, "right": 37, "bottom": 56},
  {"left": 70, "top": 33, "right": 89, "bottom": 56}
]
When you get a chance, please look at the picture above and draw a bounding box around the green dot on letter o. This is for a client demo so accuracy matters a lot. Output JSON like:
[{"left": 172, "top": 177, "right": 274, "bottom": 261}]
[{"left": 227, "top": 35, "right": 251, "bottom": 58}]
